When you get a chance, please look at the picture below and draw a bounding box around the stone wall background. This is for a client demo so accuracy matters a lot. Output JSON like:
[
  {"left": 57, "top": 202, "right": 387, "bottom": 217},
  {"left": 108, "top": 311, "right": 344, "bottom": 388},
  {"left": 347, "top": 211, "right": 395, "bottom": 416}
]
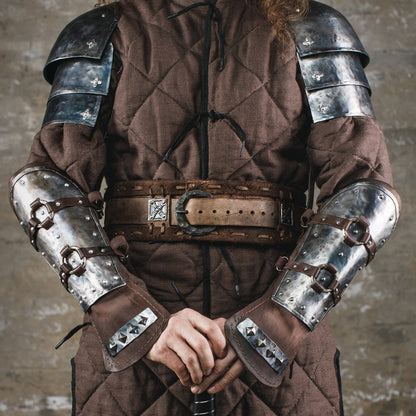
[{"left": 0, "top": 0, "right": 414, "bottom": 414}]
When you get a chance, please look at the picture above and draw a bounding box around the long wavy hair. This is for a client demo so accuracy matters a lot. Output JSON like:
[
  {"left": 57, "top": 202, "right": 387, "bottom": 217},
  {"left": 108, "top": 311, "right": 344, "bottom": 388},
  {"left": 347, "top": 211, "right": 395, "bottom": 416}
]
[
  {"left": 95, "top": 0, "right": 309, "bottom": 46},
  {"left": 258, "top": 0, "right": 309, "bottom": 46}
]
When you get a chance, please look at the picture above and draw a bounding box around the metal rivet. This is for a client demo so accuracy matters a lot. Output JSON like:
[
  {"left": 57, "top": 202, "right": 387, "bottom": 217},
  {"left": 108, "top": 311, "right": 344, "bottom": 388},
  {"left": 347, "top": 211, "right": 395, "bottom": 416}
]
[
  {"left": 266, "top": 349, "right": 275, "bottom": 358},
  {"left": 321, "top": 217, "right": 326, "bottom": 222},
  {"left": 324, "top": 307, "right": 328, "bottom": 311},
  {"left": 55, "top": 202, "right": 61, "bottom": 207},
  {"left": 88, "top": 250, "right": 94, "bottom": 254},
  {"left": 304, "top": 267, "right": 309, "bottom": 271},
  {"left": 20, "top": 180, "right": 25, "bottom": 185},
  {"left": 52, "top": 264, "right": 56, "bottom": 268},
  {"left": 30, "top": 227, "right": 35, "bottom": 232},
  {"left": 85, "top": 216, "right": 91, "bottom": 221},
  {"left": 105, "top": 261, "right": 112, "bottom": 267},
  {"left": 78, "top": 200, "right": 83, "bottom": 204},
  {"left": 279, "top": 292, "right": 283, "bottom": 296},
  {"left": 338, "top": 252, "right": 344, "bottom": 257},
  {"left": 313, "top": 232, "right": 319, "bottom": 238},
  {"left": 92, "top": 232, "right": 98, "bottom": 237},
  {"left": 379, "top": 194, "right": 385, "bottom": 200},
  {"left": 359, "top": 266, "right": 363, "bottom": 271},
  {"left": 381, "top": 239, "right": 386, "bottom": 244},
  {"left": 138, "top": 316, "right": 148, "bottom": 326},
  {"left": 20, "top": 221, "right": 24, "bottom": 226},
  {"left": 354, "top": 189, "right": 359, "bottom": 194},
  {"left": 293, "top": 264, "right": 297, "bottom": 268},
  {"left": 389, "top": 216, "right": 394, "bottom": 221},
  {"left": 114, "top": 275, "right": 120, "bottom": 280},
  {"left": 345, "top": 283, "right": 349, "bottom": 288},
  {"left": 301, "top": 305, "right": 305, "bottom": 310},
  {"left": 286, "top": 279, "right": 291, "bottom": 283},
  {"left": 31, "top": 240, "right": 35, "bottom": 244},
  {"left": 129, "top": 325, "right": 139, "bottom": 334},
  {"left": 246, "top": 327, "right": 257, "bottom": 337},
  {"left": 257, "top": 339, "right": 266, "bottom": 348},
  {"left": 64, "top": 183, "right": 70, "bottom": 187},
  {"left": 41, "top": 252, "right": 46, "bottom": 257},
  {"left": 118, "top": 332, "right": 127, "bottom": 343},
  {"left": 336, "top": 220, "right": 341, "bottom": 225}
]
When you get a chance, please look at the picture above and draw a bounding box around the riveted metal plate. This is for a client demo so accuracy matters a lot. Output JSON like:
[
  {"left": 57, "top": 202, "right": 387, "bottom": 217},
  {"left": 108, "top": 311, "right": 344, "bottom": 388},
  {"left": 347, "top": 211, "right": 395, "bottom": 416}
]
[
  {"left": 237, "top": 318, "right": 289, "bottom": 374},
  {"left": 272, "top": 180, "right": 400, "bottom": 329},
  {"left": 291, "top": 1, "right": 369, "bottom": 66},
  {"left": 307, "top": 85, "right": 375, "bottom": 123},
  {"left": 49, "top": 43, "right": 113, "bottom": 99},
  {"left": 42, "top": 93, "right": 102, "bottom": 127},
  {"left": 106, "top": 308, "right": 158, "bottom": 357},
  {"left": 148, "top": 199, "right": 168, "bottom": 222},
  {"left": 10, "top": 167, "right": 125, "bottom": 311}
]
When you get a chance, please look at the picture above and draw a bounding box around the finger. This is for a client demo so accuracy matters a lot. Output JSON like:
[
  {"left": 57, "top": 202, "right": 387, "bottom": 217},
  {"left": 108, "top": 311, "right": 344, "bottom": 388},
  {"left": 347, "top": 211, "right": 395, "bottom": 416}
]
[
  {"left": 169, "top": 339, "right": 204, "bottom": 385},
  {"left": 185, "top": 331, "right": 215, "bottom": 376},
  {"left": 206, "top": 360, "right": 245, "bottom": 394},
  {"left": 190, "top": 315, "right": 227, "bottom": 358},
  {"left": 191, "top": 349, "right": 238, "bottom": 394},
  {"left": 161, "top": 349, "right": 192, "bottom": 387}
]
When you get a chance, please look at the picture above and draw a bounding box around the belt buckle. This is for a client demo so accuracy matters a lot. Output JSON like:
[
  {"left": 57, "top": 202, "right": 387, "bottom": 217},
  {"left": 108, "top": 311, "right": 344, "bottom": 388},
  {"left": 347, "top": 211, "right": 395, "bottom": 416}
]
[{"left": 175, "top": 190, "right": 216, "bottom": 236}]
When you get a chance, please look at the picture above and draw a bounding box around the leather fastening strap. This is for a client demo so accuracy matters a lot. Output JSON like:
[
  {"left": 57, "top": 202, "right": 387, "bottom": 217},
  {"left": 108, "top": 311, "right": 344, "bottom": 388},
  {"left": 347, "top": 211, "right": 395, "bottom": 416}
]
[
  {"left": 59, "top": 245, "right": 115, "bottom": 289},
  {"left": 302, "top": 210, "right": 377, "bottom": 264},
  {"left": 277, "top": 257, "right": 342, "bottom": 305},
  {"left": 104, "top": 179, "right": 306, "bottom": 246},
  {"left": 29, "top": 195, "right": 101, "bottom": 250}
]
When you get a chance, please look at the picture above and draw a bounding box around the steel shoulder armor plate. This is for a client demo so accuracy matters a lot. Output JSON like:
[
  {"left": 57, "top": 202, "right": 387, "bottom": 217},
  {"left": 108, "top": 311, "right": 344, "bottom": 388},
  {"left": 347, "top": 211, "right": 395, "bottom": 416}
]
[
  {"left": 10, "top": 167, "right": 126, "bottom": 311},
  {"left": 292, "top": 1, "right": 375, "bottom": 122},
  {"left": 272, "top": 180, "right": 400, "bottom": 330},
  {"left": 42, "top": 4, "right": 119, "bottom": 128}
]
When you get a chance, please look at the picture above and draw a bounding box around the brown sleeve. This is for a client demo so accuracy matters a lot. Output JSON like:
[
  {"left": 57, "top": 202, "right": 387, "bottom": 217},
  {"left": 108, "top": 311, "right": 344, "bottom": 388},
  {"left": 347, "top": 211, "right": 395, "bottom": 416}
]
[
  {"left": 16, "top": 73, "right": 170, "bottom": 373},
  {"left": 226, "top": 116, "right": 396, "bottom": 386},
  {"left": 307, "top": 116, "right": 393, "bottom": 204}
]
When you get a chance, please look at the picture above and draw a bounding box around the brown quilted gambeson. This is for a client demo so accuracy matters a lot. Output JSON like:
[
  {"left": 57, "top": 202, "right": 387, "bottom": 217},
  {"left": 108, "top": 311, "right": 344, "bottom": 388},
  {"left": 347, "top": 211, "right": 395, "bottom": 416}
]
[{"left": 25, "top": 0, "right": 393, "bottom": 414}]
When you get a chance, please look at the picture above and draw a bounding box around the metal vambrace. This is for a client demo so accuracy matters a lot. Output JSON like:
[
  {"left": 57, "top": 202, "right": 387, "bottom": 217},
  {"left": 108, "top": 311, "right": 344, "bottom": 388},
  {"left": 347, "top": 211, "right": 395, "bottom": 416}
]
[
  {"left": 10, "top": 166, "right": 169, "bottom": 371},
  {"left": 225, "top": 180, "right": 400, "bottom": 386}
]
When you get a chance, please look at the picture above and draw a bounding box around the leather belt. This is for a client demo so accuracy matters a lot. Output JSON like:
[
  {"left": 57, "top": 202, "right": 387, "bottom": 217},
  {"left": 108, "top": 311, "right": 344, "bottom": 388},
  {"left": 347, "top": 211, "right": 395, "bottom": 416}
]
[{"left": 104, "top": 179, "right": 306, "bottom": 246}]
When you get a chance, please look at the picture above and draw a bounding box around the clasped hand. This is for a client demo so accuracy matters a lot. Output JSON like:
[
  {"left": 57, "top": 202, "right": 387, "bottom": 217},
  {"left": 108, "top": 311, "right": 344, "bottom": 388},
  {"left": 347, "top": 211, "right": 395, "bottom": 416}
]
[{"left": 146, "top": 308, "right": 244, "bottom": 394}]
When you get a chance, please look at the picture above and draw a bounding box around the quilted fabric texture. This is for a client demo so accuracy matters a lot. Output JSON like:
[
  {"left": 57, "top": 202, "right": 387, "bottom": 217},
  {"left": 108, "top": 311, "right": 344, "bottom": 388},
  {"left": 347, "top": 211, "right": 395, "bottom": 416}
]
[{"left": 24, "top": 0, "right": 393, "bottom": 414}]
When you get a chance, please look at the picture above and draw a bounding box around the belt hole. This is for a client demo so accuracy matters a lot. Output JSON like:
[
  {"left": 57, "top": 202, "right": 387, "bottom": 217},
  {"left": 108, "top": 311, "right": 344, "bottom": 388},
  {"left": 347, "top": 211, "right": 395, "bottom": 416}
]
[
  {"left": 250, "top": 211, "right": 255, "bottom": 215},
  {"left": 212, "top": 210, "right": 217, "bottom": 213},
  {"left": 226, "top": 210, "right": 230, "bottom": 214},
  {"left": 198, "top": 210, "right": 203, "bottom": 214},
  {"left": 261, "top": 211, "right": 266, "bottom": 216},
  {"left": 239, "top": 210, "right": 243, "bottom": 214}
]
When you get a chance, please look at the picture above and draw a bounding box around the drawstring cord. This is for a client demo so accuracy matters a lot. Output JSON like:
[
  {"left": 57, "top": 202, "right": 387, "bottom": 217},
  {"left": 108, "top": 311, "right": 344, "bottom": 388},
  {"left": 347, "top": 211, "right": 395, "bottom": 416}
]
[
  {"left": 163, "top": 110, "right": 246, "bottom": 161},
  {"left": 55, "top": 322, "right": 91, "bottom": 350},
  {"left": 166, "top": 1, "right": 246, "bottom": 176},
  {"left": 167, "top": 1, "right": 225, "bottom": 72},
  {"left": 219, "top": 246, "right": 241, "bottom": 299}
]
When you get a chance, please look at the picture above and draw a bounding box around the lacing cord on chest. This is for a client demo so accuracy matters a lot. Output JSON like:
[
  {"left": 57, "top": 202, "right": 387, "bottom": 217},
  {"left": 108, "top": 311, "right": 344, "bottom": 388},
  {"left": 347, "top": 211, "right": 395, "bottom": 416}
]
[
  {"left": 166, "top": 1, "right": 246, "bottom": 177},
  {"left": 163, "top": 110, "right": 246, "bottom": 161}
]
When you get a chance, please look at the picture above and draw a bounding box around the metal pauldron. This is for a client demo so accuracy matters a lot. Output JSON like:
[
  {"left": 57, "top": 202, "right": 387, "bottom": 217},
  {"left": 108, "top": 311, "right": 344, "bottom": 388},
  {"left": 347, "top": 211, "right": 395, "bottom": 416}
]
[
  {"left": 272, "top": 180, "right": 400, "bottom": 330},
  {"left": 42, "top": 42, "right": 114, "bottom": 128},
  {"left": 10, "top": 167, "right": 126, "bottom": 311},
  {"left": 292, "top": 0, "right": 375, "bottom": 122}
]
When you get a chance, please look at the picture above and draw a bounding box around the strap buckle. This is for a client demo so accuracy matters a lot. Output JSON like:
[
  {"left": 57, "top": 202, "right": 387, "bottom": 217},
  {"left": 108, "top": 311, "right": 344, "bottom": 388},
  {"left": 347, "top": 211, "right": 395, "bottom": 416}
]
[
  {"left": 343, "top": 216, "right": 371, "bottom": 247},
  {"left": 175, "top": 190, "right": 216, "bottom": 236}
]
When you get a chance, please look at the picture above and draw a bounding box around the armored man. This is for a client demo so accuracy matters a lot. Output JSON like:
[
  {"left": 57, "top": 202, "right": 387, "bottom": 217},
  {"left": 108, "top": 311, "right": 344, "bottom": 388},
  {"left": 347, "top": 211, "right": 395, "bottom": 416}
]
[{"left": 10, "top": 0, "right": 400, "bottom": 414}]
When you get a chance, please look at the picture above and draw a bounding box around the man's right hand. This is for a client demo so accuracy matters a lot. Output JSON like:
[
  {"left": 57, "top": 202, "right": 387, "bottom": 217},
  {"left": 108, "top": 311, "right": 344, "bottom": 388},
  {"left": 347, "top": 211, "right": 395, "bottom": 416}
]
[{"left": 146, "top": 308, "right": 227, "bottom": 386}]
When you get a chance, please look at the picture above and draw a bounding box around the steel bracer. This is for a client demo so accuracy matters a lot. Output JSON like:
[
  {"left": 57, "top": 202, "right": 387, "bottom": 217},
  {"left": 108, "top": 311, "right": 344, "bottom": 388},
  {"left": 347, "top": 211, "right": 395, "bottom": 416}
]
[
  {"left": 10, "top": 167, "right": 126, "bottom": 311},
  {"left": 272, "top": 180, "right": 400, "bottom": 329},
  {"left": 225, "top": 180, "right": 400, "bottom": 386},
  {"left": 292, "top": 1, "right": 374, "bottom": 122}
]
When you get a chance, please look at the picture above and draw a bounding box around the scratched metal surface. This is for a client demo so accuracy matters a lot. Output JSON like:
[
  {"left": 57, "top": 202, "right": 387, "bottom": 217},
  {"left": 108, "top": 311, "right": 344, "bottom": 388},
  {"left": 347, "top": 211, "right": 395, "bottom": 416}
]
[{"left": 0, "top": 0, "right": 414, "bottom": 414}]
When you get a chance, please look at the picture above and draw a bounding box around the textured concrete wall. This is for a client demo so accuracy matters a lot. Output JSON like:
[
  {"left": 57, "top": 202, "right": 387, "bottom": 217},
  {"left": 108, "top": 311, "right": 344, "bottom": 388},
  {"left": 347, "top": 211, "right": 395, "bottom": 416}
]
[{"left": 0, "top": 0, "right": 414, "bottom": 415}]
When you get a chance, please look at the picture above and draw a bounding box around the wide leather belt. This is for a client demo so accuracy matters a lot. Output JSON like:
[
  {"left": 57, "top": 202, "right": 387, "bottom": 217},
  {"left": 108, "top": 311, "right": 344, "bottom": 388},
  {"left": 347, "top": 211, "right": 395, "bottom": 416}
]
[{"left": 104, "top": 179, "right": 306, "bottom": 246}]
